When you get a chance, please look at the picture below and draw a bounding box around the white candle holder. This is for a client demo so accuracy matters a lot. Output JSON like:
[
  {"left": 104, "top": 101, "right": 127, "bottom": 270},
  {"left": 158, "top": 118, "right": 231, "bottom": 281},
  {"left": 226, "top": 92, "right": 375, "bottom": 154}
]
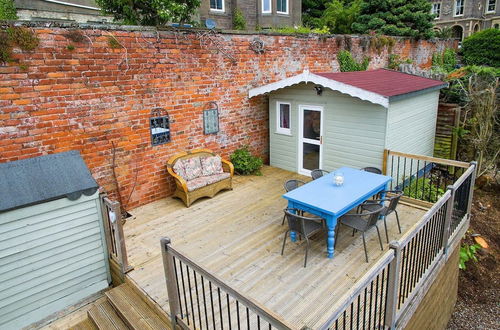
[{"left": 333, "top": 171, "right": 344, "bottom": 186}]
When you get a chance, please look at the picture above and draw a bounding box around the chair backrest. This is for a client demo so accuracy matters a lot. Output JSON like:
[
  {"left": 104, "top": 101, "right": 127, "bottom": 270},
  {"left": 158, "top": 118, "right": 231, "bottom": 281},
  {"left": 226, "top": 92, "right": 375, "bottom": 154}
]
[
  {"left": 386, "top": 190, "right": 403, "bottom": 212},
  {"left": 284, "top": 179, "right": 305, "bottom": 192},
  {"left": 363, "top": 205, "right": 385, "bottom": 228},
  {"left": 283, "top": 208, "right": 319, "bottom": 235},
  {"left": 311, "top": 169, "right": 328, "bottom": 180},
  {"left": 361, "top": 167, "right": 382, "bottom": 174}
]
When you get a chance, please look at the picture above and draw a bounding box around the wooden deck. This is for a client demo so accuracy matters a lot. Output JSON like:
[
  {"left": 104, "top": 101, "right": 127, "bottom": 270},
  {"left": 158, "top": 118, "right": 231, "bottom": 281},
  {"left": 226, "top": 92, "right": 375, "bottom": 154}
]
[{"left": 124, "top": 166, "right": 427, "bottom": 329}]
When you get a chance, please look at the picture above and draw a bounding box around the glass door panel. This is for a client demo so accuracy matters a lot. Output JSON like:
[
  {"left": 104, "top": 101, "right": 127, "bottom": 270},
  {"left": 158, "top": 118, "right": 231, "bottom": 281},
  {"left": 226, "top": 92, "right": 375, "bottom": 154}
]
[{"left": 299, "top": 105, "right": 323, "bottom": 175}]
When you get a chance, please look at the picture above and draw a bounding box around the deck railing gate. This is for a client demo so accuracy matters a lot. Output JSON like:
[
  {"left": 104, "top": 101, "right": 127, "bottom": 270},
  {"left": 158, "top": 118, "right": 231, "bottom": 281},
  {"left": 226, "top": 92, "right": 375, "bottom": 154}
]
[{"left": 100, "top": 195, "right": 133, "bottom": 277}]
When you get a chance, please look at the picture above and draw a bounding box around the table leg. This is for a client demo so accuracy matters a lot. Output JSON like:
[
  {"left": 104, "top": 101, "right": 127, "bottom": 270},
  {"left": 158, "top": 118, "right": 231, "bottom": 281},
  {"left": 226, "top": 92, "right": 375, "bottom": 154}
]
[{"left": 326, "top": 216, "right": 337, "bottom": 259}]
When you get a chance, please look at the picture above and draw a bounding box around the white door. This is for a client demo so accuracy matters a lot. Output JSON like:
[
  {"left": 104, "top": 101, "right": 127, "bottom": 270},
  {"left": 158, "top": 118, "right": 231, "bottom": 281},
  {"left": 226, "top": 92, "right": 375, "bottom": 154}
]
[{"left": 298, "top": 105, "right": 323, "bottom": 175}]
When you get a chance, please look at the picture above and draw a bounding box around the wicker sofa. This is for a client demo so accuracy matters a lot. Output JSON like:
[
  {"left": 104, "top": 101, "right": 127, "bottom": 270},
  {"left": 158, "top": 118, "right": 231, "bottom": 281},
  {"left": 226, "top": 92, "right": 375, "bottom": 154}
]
[{"left": 167, "top": 149, "right": 234, "bottom": 207}]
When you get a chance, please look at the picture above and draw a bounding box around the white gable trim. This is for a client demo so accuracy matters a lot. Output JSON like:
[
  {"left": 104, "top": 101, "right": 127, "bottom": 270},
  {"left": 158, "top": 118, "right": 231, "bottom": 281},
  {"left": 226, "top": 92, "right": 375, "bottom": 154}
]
[{"left": 248, "top": 70, "right": 390, "bottom": 108}]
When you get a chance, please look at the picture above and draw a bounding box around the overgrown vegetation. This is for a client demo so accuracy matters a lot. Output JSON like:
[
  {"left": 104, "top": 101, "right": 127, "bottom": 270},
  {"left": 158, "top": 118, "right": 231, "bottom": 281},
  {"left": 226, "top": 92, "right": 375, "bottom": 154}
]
[
  {"left": 387, "top": 54, "right": 411, "bottom": 70},
  {"left": 369, "top": 34, "right": 395, "bottom": 54},
  {"left": 459, "top": 242, "right": 482, "bottom": 270},
  {"left": 461, "top": 29, "right": 500, "bottom": 67},
  {"left": 271, "top": 25, "right": 329, "bottom": 35},
  {"left": 107, "top": 35, "right": 123, "bottom": 49},
  {"left": 337, "top": 50, "right": 369, "bottom": 72},
  {"left": 352, "top": 0, "right": 435, "bottom": 39},
  {"left": 232, "top": 8, "right": 246, "bottom": 30},
  {"left": 96, "top": 0, "right": 201, "bottom": 26},
  {"left": 435, "top": 27, "right": 453, "bottom": 39},
  {"left": 320, "top": 0, "right": 362, "bottom": 34},
  {"left": 403, "top": 177, "right": 444, "bottom": 203},
  {"left": 0, "top": 27, "right": 39, "bottom": 63},
  {"left": 0, "top": 0, "right": 17, "bottom": 20},
  {"left": 230, "top": 146, "right": 263, "bottom": 175},
  {"left": 432, "top": 48, "right": 457, "bottom": 73}
]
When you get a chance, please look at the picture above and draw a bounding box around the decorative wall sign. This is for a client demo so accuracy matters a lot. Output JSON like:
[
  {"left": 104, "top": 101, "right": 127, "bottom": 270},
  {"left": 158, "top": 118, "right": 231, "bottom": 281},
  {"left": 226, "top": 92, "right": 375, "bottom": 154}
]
[
  {"left": 150, "top": 107, "right": 170, "bottom": 146},
  {"left": 203, "top": 101, "right": 219, "bottom": 134}
]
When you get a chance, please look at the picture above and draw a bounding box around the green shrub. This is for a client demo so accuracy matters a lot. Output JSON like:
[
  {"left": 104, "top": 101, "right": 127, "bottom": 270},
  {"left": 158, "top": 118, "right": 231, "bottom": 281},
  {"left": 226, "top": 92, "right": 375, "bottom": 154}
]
[
  {"left": 233, "top": 8, "right": 246, "bottom": 30},
  {"left": 461, "top": 29, "right": 500, "bottom": 67},
  {"left": 272, "top": 25, "right": 329, "bottom": 35},
  {"left": 388, "top": 54, "right": 412, "bottom": 70},
  {"left": 432, "top": 48, "right": 457, "bottom": 73},
  {"left": 0, "top": 0, "right": 17, "bottom": 20},
  {"left": 459, "top": 243, "right": 481, "bottom": 270},
  {"left": 230, "top": 146, "right": 263, "bottom": 175},
  {"left": 337, "top": 50, "right": 369, "bottom": 72},
  {"left": 403, "top": 177, "right": 444, "bottom": 203}
]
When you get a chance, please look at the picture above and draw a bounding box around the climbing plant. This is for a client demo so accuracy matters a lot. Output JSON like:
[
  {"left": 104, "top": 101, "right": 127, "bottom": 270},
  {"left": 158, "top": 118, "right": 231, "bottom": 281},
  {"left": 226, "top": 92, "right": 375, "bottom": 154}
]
[
  {"left": 0, "top": 27, "right": 39, "bottom": 63},
  {"left": 0, "top": 0, "right": 17, "bottom": 20},
  {"left": 337, "top": 50, "right": 369, "bottom": 72}
]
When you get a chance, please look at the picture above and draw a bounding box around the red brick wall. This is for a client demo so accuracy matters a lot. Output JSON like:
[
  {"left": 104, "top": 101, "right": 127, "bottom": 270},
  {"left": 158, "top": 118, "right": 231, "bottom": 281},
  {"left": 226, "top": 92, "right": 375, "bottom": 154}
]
[{"left": 0, "top": 25, "right": 456, "bottom": 209}]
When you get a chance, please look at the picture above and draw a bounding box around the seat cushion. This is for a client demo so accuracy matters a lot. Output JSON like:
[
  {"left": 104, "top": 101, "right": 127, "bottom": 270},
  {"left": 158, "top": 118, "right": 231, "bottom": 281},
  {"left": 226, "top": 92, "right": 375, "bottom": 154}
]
[
  {"left": 200, "top": 155, "right": 224, "bottom": 176},
  {"left": 186, "top": 172, "right": 230, "bottom": 192},
  {"left": 182, "top": 157, "right": 203, "bottom": 181}
]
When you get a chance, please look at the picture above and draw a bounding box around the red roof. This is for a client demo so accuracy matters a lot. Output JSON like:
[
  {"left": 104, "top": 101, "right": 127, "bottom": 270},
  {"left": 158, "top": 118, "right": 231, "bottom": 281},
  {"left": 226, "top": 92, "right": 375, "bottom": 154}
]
[{"left": 315, "top": 69, "right": 446, "bottom": 98}]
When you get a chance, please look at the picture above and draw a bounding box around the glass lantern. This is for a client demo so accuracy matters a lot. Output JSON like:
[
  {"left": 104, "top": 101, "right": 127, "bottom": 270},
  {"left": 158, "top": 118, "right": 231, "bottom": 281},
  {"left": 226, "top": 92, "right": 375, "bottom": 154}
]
[{"left": 333, "top": 171, "right": 345, "bottom": 186}]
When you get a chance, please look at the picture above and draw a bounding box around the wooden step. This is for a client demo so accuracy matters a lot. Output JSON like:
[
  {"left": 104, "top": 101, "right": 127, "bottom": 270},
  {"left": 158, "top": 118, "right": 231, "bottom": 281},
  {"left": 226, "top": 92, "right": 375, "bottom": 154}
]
[
  {"left": 88, "top": 301, "right": 129, "bottom": 330},
  {"left": 69, "top": 318, "right": 99, "bottom": 330},
  {"left": 106, "top": 284, "right": 170, "bottom": 330}
]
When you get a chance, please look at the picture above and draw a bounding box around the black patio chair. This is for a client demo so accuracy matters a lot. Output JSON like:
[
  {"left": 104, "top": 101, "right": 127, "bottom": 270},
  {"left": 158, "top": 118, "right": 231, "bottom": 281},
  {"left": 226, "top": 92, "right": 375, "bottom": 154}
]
[
  {"left": 360, "top": 167, "right": 382, "bottom": 174},
  {"left": 311, "top": 169, "right": 329, "bottom": 180},
  {"left": 361, "top": 190, "right": 403, "bottom": 243},
  {"left": 282, "top": 179, "right": 306, "bottom": 225},
  {"left": 335, "top": 205, "right": 385, "bottom": 262},
  {"left": 281, "top": 208, "right": 325, "bottom": 268}
]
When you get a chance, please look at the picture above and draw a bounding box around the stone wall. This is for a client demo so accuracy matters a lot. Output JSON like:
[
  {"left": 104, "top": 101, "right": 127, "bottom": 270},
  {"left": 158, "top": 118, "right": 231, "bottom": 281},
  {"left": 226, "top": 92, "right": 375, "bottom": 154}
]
[{"left": 0, "top": 23, "right": 456, "bottom": 209}]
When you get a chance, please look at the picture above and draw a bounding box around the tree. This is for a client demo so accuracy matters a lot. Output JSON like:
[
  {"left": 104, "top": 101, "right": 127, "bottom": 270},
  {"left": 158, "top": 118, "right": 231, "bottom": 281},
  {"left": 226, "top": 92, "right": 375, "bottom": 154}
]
[
  {"left": 0, "top": 0, "right": 18, "bottom": 20},
  {"left": 461, "top": 29, "right": 500, "bottom": 67},
  {"left": 352, "top": 0, "right": 435, "bottom": 39},
  {"left": 320, "top": 0, "right": 362, "bottom": 34},
  {"left": 96, "top": 0, "right": 201, "bottom": 26},
  {"left": 302, "top": 0, "right": 330, "bottom": 28}
]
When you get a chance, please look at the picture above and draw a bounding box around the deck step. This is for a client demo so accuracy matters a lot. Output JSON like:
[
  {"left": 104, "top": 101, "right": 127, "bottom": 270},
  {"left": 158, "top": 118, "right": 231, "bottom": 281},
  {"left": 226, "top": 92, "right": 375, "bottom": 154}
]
[
  {"left": 106, "top": 284, "right": 170, "bottom": 330},
  {"left": 88, "top": 301, "right": 129, "bottom": 330},
  {"left": 69, "top": 318, "right": 99, "bottom": 330}
]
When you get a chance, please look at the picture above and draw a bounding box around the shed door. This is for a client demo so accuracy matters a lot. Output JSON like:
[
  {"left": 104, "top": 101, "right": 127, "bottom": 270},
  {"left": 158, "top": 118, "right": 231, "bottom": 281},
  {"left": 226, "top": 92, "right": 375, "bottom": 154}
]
[{"left": 298, "top": 105, "right": 323, "bottom": 175}]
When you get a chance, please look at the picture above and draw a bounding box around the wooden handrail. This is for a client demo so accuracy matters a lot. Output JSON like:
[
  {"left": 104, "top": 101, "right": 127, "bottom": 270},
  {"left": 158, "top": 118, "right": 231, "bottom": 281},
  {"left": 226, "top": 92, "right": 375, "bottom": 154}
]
[
  {"left": 385, "top": 150, "right": 470, "bottom": 169},
  {"left": 161, "top": 237, "right": 297, "bottom": 330},
  {"left": 451, "top": 164, "right": 475, "bottom": 189}
]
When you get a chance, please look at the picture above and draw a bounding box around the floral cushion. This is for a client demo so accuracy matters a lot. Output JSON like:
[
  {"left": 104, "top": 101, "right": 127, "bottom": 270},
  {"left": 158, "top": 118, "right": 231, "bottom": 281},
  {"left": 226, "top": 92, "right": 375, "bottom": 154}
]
[
  {"left": 181, "top": 157, "right": 203, "bottom": 181},
  {"left": 172, "top": 160, "right": 187, "bottom": 179},
  {"left": 186, "top": 172, "right": 231, "bottom": 192},
  {"left": 201, "top": 156, "right": 224, "bottom": 176}
]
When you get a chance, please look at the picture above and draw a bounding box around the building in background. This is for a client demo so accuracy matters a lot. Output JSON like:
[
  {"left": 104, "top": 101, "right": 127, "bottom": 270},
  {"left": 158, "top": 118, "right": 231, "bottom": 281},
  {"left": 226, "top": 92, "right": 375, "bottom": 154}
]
[
  {"left": 430, "top": 0, "right": 500, "bottom": 40},
  {"left": 14, "top": 0, "right": 301, "bottom": 29}
]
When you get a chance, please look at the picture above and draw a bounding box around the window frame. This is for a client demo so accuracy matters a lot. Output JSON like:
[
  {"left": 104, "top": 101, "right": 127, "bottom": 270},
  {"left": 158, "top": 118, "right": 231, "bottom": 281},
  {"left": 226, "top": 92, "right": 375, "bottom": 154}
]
[
  {"left": 432, "top": 2, "right": 442, "bottom": 19},
  {"left": 210, "top": 0, "right": 225, "bottom": 13},
  {"left": 277, "top": 0, "right": 289, "bottom": 15},
  {"left": 276, "top": 101, "right": 292, "bottom": 135},
  {"left": 486, "top": 0, "right": 496, "bottom": 13},
  {"left": 262, "top": 0, "right": 272, "bottom": 14},
  {"left": 454, "top": 0, "right": 465, "bottom": 17}
]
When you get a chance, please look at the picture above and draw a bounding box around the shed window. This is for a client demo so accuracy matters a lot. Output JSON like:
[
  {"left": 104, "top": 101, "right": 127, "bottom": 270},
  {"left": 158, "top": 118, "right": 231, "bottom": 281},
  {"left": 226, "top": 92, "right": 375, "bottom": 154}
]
[
  {"left": 277, "top": 102, "right": 291, "bottom": 135},
  {"left": 486, "top": 0, "right": 496, "bottom": 13},
  {"left": 262, "top": 0, "right": 271, "bottom": 13},
  {"left": 210, "top": 0, "right": 224, "bottom": 12},
  {"left": 432, "top": 3, "right": 441, "bottom": 18},
  {"left": 454, "top": 0, "right": 464, "bottom": 16},
  {"left": 277, "top": 0, "right": 288, "bottom": 14}
]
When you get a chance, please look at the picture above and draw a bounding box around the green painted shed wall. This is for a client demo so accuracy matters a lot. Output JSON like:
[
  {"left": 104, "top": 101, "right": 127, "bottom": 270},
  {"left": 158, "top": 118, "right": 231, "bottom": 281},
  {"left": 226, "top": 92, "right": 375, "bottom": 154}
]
[
  {"left": 269, "top": 83, "right": 387, "bottom": 173},
  {"left": 0, "top": 192, "right": 110, "bottom": 329}
]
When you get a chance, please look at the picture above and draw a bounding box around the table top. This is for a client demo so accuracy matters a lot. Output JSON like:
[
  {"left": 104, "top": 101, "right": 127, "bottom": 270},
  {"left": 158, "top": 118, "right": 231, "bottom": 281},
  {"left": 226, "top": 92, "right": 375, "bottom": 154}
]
[{"left": 283, "top": 167, "right": 392, "bottom": 217}]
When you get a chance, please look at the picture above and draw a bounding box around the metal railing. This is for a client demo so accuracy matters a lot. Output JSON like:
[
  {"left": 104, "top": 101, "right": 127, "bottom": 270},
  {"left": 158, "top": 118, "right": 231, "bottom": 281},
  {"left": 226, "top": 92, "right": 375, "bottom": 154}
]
[
  {"left": 383, "top": 150, "right": 470, "bottom": 204},
  {"left": 161, "top": 238, "right": 296, "bottom": 330},
  {"left": 100, "top": 195, "right": 133, "bottom": 275}
]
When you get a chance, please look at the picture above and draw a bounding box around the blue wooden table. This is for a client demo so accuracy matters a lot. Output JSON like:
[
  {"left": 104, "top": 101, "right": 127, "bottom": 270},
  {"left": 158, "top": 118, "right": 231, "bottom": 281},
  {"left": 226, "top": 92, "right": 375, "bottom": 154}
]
[{"left": 283, "top": 167, "right": 392, "bottom": 258}]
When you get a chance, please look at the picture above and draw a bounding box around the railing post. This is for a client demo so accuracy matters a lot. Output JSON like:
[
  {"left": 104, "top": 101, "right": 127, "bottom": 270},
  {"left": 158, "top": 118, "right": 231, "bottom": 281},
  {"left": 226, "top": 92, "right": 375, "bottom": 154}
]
[
  {"left": 382, "top": 149, "right": 390, "bottom": 175},
  {"left": 385, "top": 241, "right": 401, "bottom": 329},
  {"left": 442, "top": 185, "right": 455, "bottom": 254},
  {"left": 161, "top": 237, "right": 181, "bottom": 328},
  {"left": 109, "top": 199, "right": 133, "bottom": 274},
  {"left": 466, "top": 161, "right": 477, "bottom": 217}
]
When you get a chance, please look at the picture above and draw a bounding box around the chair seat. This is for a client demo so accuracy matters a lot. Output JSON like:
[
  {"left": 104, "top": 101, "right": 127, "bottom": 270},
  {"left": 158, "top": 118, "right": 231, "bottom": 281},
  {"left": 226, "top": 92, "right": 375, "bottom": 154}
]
[
  {"left": 361, "top": 202, "right": 389, "bottom": 216},
  {"left": 339, "top": 215, "right": 369, "bottom": 231}
]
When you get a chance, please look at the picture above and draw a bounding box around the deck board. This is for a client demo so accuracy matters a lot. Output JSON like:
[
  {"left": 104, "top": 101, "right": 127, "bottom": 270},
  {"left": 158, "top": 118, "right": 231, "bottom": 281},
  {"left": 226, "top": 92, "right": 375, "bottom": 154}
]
[{"left": 125, "top": 166, "right": 426, "bottom": 328}]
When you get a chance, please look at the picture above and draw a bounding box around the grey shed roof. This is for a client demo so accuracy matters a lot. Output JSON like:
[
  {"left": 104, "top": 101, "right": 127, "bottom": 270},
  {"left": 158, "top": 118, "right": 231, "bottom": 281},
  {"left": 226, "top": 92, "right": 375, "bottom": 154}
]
[{"left": 0, "top": 151, "right": 99, "bottom": 212}]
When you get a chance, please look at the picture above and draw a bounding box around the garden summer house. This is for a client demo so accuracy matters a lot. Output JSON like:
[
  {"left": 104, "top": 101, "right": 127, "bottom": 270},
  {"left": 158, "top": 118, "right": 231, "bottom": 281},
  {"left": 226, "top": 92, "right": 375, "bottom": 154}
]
[{"left": 249, "top": 69, "right": 448, "bottom": 175}]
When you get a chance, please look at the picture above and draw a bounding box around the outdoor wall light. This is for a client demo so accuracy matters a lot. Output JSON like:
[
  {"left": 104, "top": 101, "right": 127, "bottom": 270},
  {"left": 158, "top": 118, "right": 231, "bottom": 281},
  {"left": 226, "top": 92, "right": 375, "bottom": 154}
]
[
  {"left": 315, "top": 86, "right": 323, "bottom": 95},
  {"left": 150, "top": 107, "right": 170, "bottom": 146}
]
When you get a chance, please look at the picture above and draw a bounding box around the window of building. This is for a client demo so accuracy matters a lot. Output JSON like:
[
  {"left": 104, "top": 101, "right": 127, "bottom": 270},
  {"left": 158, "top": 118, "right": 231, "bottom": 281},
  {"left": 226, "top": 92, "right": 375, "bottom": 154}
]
[
  {"left": 277, "top": 0, "right": 289, "bottom": 14},
  {"left": 277, "top": 102, "right": 291, "bottom": 135},
  {"left": 262, "top": 0, "right": 271, "bottom": 13},
  {"left": 454, "top": 0, "right": 465, "bottom": 16},
  {"left": 486, "top": 0, "right": 496, "bottom": 13},
  {"left": 432, "top": 3, "right": 441, "bottom": 18},
  {"left": 210, "top": 0, "right": 224, "bottom": 12}
]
